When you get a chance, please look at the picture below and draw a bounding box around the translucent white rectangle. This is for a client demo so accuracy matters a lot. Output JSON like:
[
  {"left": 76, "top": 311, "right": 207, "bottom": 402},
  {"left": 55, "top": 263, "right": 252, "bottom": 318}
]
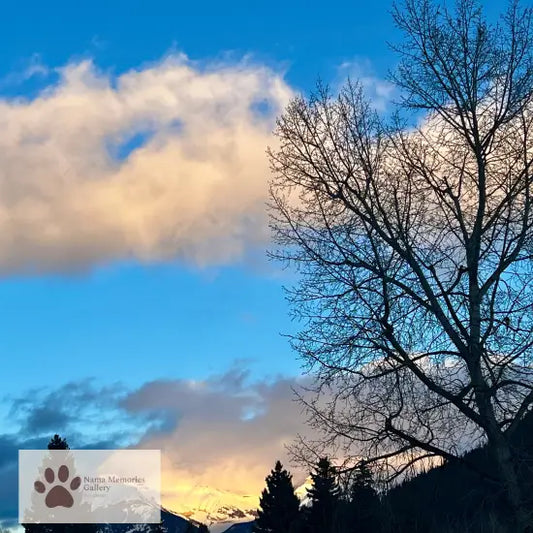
[{"left": 19, "top": 449, "right": 161, "bottom": 524}]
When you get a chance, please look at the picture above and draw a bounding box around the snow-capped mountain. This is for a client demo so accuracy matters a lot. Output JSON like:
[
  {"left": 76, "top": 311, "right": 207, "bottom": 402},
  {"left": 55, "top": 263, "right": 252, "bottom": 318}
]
[
  {"left": 295, "top": 476, "right": 313, "bottom": 507},
  {"left": 214, "top": 477, "right": 311, "bottom": 533},
  {"left": 174, "top": 485, "right": 257, "bottom": 532},
  {"left": 168, "top": 477, "right": 311, "bottom": 532},
  {"left": 91, "top": 476, "right": 310, "bottom": 532},
  {"left": 182, "top": 501, "right": 257, "bottom": 526}
]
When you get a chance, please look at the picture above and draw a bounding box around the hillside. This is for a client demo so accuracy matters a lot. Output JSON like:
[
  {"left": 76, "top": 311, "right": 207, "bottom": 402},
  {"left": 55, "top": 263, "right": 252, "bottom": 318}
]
[
  {"left": 220, "top": 523, "right": 254, "bottom": 533},
  {"left": 383, "top": 411, "right": 533, "bottom": 532}
]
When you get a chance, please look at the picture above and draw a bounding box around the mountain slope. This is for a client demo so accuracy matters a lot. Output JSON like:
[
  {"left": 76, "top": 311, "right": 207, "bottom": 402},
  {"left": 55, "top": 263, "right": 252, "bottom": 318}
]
[
  {"left": 172, "top": 485, "right": 257, "bottom": 530},
  {"left": 220, "top": 522, "right": 254, "bottom": 533}
]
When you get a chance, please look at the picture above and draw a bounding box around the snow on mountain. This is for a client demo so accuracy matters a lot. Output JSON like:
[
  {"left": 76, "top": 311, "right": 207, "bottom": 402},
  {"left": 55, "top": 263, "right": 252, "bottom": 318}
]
[
  {"left": 184, "top": 502, "right": 257, "bottom": 526},
  {"left": 295, "top": 476, "right": 313, "bottom": 507},
  {"left": 62, "top": 477, "right": 311, "bottom": 533},
  {"left": 214, "top": 477, "right": 312, "bottom": 532},
  {"left": 173, "top": 484, "right": 257, "bottom": 531}
]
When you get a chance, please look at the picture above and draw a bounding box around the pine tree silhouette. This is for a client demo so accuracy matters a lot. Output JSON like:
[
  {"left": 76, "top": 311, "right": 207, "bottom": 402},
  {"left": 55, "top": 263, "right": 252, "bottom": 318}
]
[
  {"left": 24, "top": 435, "right": 98, "bottom": 533},
  {"left": 47, "top": 434, "right": 69, "bottom": 450},
  {"left": 346, "top": 463, "right": 381, "bottom": 533},
  {"left": 253, "top": 460, "right": 301, "bottom": 533},
  {"left": 304, "top": 457, "right": 340, "bottom": 533},
  {"left": 24, "top": 436, "right": 70, "bottom": 533}
]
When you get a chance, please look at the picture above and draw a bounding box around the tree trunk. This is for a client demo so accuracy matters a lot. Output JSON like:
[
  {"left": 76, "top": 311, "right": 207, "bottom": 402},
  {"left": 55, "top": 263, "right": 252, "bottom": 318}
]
[
  {"left": 468, "top": 344, "right": 529, "bottom": 530},
  {"left": 491, "top": 433, "right": 530, "bottom": 532},
  {"left": 466, "top": 257, "right": 529, "bottom": 530}
]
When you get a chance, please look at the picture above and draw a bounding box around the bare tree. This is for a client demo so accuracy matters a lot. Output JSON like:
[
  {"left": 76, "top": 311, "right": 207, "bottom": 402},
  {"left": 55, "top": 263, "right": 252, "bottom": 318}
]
[{"left": 268, "top": 0, "right": 533, "bottom": 530}]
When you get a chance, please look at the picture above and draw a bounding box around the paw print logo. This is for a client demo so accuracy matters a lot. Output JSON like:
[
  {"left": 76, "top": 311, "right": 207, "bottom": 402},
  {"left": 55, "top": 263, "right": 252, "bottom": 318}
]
[{"left": 34, "top": 465, "right": 81, "bottom": 508}]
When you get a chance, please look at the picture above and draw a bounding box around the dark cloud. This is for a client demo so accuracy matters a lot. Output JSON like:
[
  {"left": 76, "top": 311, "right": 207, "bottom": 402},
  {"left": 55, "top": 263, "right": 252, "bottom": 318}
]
[
  {"left": 23, "top": 405, "right": 72, "bottom": 433},
  {"left": 8, "top": 380, "right": 140, "bottom": 443},
  {"left": 0, "top": 367, "right": 313, "bottom": 524},
  {"left": 0, "top": 434, "right": 59, "bottom": 525}
]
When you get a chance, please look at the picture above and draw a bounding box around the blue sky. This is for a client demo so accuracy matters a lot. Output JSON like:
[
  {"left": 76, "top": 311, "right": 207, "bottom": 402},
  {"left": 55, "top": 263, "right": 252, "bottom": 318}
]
[
  {"left": 0, "top": 0, "right": 398, "bottom": 91},
  {"left": 0, "top": 0, "right": 507, "bottom": 527},
  {"left": 0, "top": 262, "right": 297, "bottom": 390},
  {"left": 0, "top": 0, "right": 405, "bottom": 398}
]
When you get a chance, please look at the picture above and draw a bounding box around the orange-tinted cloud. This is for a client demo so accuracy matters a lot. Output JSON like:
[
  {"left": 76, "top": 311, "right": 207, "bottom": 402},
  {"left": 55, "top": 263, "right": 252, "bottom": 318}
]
[
  {"left": 0, "top": 56, "right": 292, "bottom": 274},
  {"left": 122, "top": 369, "right": 310, "bottom": 511}
]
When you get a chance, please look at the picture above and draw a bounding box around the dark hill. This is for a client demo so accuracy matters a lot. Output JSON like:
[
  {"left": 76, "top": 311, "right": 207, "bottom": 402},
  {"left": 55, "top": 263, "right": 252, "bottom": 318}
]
[
  {"left": 221, "top": 522, "right": 254, "bottom": 533},
  {"left": 382, "top": 411, "right": 533, "bottom": 532}
]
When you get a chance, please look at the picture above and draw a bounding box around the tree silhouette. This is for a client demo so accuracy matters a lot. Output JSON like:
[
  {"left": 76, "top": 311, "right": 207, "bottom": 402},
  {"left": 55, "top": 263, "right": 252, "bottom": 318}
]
[
  {"left": 269, "top": 0, "right": 533, "bottom": 529},
  {"left": 24, "top": 436, "right": 69, "bottom": 533},
  {"left": 47, "top": 435, "right": 69, "bottom": 450},
  {"left": 304, "top": 458, "right": 340, "bottom": 533},
  {"left": 253, "top": 460, "right": 301, "bottom": 533},
  {"left": 346, "top": 463, "right": 381, "bottom": 533},
  {"left": 23, "top": 435, "right": 98, "bottom": 533}
]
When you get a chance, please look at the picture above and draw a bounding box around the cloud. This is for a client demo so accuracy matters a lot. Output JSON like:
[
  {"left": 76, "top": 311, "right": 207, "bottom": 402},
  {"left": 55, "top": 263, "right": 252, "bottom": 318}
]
[
  {"left": 0, "top": 54, "right": 49, "bottom": 90},
  {"left": 0, "top": 434, "right": 54, "bottom": 528},
  {"left": 0, "top": 55, "right": 293, "bottom": 274},
  {"left": 122, "top": 368, "right": 311, "bottom": 508},
  {"left": 0, "top": 369, "right": 311, "bottom": 523},
  {"left": 337, "top": 58, "right": 395, "bottom": 112},
  {"left": 7, "top": 379, "right": 164, "bottom": 450}
]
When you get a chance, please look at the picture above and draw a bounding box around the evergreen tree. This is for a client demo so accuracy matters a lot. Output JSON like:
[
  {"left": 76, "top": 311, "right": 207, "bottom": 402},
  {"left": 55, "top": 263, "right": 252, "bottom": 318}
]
[
  {"left": 253, "top": 460, "right": 301, "bottom": 533},
  {"left": 346, "top": 463, "right": 381, "bottom": 533},
  {"left": 47, "top": 435, "right": 69, "bottom": 450},
  {"left": 24, "top": 435, "right": 99, "bottom": 533},
  {"left": 24, "top": 436, "right": 70, "bottom": 533},
  {"left": 305, "top": 458, "right": 340, "bottom": 533}
]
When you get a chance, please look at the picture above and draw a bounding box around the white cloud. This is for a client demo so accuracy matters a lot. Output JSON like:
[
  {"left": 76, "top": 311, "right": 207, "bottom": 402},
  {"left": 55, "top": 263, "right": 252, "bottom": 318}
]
[
  {"left": 0, "top": 54, "right": 49, "bottom": 89},
  {"left": 337, "top": 58, "right": 395, "bottom": 111},
  {"left": 0, "top": 55, "right": 293, "bottom": 274}
]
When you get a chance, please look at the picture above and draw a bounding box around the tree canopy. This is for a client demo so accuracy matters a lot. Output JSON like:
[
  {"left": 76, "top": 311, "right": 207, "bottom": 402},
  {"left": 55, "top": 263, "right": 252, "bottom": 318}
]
[
  {"left": 269, "top": 0, "right": 533, "bottom": 529},
  {"left": 253, "top": 461, "right": 300, "bottom": 533}
]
